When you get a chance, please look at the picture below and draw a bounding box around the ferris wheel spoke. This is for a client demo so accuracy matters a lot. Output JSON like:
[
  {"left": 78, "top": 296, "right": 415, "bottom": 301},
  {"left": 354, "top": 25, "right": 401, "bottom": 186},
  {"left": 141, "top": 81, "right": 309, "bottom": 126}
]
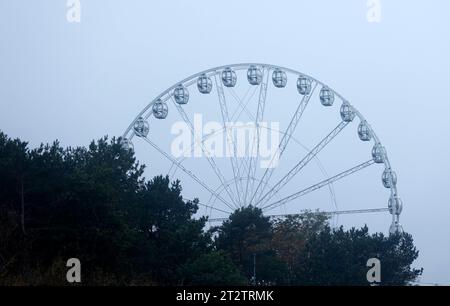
[
  {"left": 170, "top": 97, "right": 241, "bottom": 209},
  {"left": 227, "top": 87, "right": 257, "bottom": 186},
  {"left": 254, "top": 120, "right": 350, "bottom": 208},
  {"left": 228, "top": 85, "right": 259, "bottom": 171},
  {"left": 168, "top": 160, "right": 178, "bottom": 177},
  {"left": 250, "top": 82, "right": 318, "bottom": 206},
  {"left": 168, "top": 125, "right": 230, "bottom": 179},
  {"left": 210, "top": 175, "right": 274, "bottom": 209},
  {"left": 228, "top": 88, "right": 257, "bottom": 121},
  {"left": 229, "top": 86, "right": 259, "bottom": 122},
  {"left": 214, "top": 74, "right": 245, "bottom": 208},
  {"left": 245, "top": 67, "right": 270, "bottom": 205},
  {"left": 207, "top": 84, "right": 256, "bottom": 180},
  {"left": 141, "top": 136, "right": 236, "bottom": 211},
  {"left": 226, "top": 84, "right": 260, "bottom": 193},
  {"left": 262, "top": 159, "right": 376, "bottom": 212},
  {"left": 227, "top": 72, "right": 268, "bottom": 205},
  {"left": 228, "top": 83, "right": 253, "bottom": 120},
  {"left": 187, "top": 198, "right": 232, "bottom": 215}
]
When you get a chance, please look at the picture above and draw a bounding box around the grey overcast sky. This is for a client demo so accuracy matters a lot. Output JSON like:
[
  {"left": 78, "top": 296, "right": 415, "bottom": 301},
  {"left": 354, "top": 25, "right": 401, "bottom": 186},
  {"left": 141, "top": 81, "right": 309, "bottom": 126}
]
[{"left": 1, "top": 1, "right": 449, "bottom": 284}]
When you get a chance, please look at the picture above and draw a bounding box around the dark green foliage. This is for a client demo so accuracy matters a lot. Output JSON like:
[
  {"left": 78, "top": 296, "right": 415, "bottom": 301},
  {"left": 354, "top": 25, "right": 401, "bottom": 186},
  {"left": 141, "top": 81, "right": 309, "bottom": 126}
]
[
  {"left": 0, "top": 132, "right": 211, "bottom": 285},
  {"left": 184, "top": 251, "right": 246, "bottom": 286},
  {"left": 129, "top": 176, "right": 210, "bottom": 284},
  {"left": 0, "top": 131, "right": 422, "bottom": 285},
  {"left": 294, "top": 226, "right": 422, "bottom": 285},
  {"left": 214, "top": 206, "right": 287, "bottom": 284},
  {"left": 214, "top": 208, "right": 422, "bottom": 286},
  {"left": 271, "top": 213, "right": 329, "bottom": 284}
]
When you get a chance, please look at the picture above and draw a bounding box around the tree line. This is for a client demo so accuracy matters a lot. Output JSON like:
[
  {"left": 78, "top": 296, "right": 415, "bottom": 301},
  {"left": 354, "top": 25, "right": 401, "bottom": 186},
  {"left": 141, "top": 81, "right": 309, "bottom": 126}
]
[{"left": 0, "top": 132, "right": 422, "bottom": 285}]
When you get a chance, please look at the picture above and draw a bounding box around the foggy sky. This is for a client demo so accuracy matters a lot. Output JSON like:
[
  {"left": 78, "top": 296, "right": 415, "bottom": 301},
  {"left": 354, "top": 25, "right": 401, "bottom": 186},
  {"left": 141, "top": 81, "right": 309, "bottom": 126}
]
[{"left": 0, "top": 1, "right": 449, "bottom": 285}]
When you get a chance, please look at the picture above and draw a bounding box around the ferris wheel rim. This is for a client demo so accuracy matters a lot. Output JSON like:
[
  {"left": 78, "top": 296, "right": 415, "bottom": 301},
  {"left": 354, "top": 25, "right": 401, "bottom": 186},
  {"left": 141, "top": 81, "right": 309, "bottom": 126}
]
[{"left": 124, "top": 64, "right": 381, "bottom": 147}]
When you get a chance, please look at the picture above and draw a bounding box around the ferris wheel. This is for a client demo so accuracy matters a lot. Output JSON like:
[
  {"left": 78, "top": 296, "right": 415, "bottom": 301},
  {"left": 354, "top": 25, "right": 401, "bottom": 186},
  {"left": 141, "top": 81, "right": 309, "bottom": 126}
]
[{"left": 121, "top": 63, "right": 403, "bottom": 234}]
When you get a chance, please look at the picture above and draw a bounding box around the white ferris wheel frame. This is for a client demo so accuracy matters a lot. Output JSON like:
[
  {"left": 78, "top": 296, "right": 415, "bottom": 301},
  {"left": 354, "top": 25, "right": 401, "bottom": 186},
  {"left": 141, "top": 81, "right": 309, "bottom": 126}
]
[{"left": 122, "top": 63, "right": 403, "bottom": 234}]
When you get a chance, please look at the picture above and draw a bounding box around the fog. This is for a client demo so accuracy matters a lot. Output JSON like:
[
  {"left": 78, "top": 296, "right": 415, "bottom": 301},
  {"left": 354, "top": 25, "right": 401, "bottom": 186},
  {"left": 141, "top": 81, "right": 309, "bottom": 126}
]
[{"left": 0, "top": 0, "right": 449, "bottom": 285}]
